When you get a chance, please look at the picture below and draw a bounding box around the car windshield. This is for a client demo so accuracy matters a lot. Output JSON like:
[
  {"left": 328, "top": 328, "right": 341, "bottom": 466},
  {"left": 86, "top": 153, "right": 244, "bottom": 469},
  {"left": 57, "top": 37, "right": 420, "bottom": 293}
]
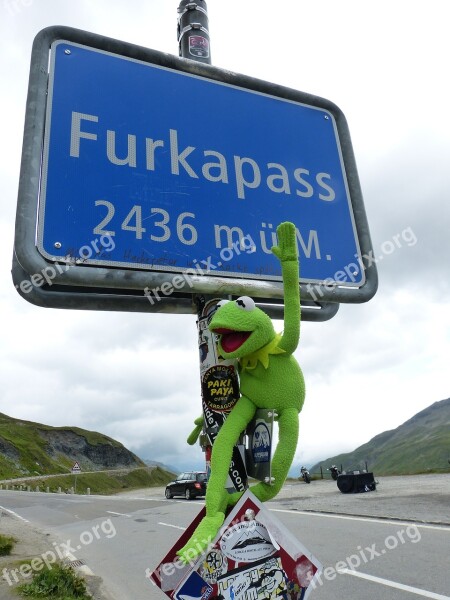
[{"left": 196, "top": 473, "right": 207, "bottom": 482}]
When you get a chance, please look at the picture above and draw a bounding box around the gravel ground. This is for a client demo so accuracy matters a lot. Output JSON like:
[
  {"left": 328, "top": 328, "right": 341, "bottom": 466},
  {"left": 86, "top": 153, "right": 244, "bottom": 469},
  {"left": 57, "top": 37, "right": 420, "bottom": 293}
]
[{"left": 272, "top": 473, "right": 450, "bottom": 524}]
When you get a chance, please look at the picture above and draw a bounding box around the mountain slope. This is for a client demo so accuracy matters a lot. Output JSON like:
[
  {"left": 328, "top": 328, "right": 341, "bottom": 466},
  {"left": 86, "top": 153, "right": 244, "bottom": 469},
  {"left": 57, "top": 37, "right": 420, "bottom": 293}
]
[
  {"left": 0, "top": 412, "right": 145, "bottom": 479},
  {"left": 311, "top": 398, "right": 450, "bottom": 475},
  {"left": 143, "top": 459, "right": 178, "bottom": 476}
]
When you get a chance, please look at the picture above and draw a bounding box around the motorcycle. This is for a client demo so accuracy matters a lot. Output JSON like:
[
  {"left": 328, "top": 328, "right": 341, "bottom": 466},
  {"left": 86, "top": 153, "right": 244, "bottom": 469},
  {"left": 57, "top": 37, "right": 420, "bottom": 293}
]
[
  {"left": 328, "top": 465, "right": 341, "bottom": 481},
  {"left": 300, "top": 466, "right": 311, "bottom": 484}
]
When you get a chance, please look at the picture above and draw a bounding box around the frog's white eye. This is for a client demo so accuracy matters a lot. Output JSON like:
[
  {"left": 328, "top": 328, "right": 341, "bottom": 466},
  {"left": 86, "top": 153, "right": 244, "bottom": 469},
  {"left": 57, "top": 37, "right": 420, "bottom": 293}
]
[
  {"left": 216, "top": 299, "right": 230, "bottom": 309},
  {"left": 235, "top": 296, "right": 256, "bottom": 311}
]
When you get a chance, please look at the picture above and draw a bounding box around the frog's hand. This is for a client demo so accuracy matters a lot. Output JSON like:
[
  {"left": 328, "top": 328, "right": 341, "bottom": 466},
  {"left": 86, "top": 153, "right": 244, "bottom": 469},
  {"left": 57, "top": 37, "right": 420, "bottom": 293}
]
[
  {"left": 177, "top": 512, "right": 226, "bottom": 564},
  {"left": 271, "top": 221, "right": 298, "bottom": 263},
  {"left": 187, "top": 415, "right": 203, "bottom": 445},
  {"left": 271, "top": 222, "right": 300, "bottom": 355}
]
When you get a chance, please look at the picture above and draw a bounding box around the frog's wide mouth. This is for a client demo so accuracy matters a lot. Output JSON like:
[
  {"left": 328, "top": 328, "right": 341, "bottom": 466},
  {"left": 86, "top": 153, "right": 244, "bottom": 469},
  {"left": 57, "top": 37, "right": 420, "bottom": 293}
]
[{"left": 213, "top": 328, "right": 252, "bottom": 353}]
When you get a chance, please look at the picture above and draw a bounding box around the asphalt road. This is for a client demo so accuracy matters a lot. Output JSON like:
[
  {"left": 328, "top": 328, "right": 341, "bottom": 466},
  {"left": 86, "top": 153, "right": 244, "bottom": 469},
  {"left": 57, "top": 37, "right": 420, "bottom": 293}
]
[{"left": 0, "top": 474, "right": 449, "bottom": 600}]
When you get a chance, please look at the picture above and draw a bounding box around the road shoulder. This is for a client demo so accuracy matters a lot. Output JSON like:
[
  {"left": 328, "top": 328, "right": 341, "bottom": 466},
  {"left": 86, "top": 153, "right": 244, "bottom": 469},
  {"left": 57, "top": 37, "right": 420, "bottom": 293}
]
[{"left": 0, "top": 510, "right": 113, "bottom": 600}]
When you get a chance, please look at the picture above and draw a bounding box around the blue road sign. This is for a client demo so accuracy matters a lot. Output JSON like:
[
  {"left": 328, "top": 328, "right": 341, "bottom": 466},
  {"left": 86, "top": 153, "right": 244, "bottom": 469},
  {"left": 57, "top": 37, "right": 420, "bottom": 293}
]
[{"left": 37, "top": 40, "right": 364, "bottom": 286}]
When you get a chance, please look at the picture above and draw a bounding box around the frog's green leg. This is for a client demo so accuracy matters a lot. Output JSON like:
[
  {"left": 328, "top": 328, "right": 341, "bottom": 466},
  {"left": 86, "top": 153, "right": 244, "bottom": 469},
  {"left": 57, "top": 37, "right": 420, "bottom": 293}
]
[
  {"left": 207, "top": 395, "right": 256, "bottom": 514},
  {"left": 177, "top": 396, "right": 256, "bottom": 562},
  {"left": 247, "top": 406, "right": 299, "bottom": 503}
]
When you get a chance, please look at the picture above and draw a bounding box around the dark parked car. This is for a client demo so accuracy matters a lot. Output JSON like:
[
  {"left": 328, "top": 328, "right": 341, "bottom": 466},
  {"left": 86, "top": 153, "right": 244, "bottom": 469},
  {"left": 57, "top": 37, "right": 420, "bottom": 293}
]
[{"left": 165, "top": 471, "right": 207, "bottom": 500}]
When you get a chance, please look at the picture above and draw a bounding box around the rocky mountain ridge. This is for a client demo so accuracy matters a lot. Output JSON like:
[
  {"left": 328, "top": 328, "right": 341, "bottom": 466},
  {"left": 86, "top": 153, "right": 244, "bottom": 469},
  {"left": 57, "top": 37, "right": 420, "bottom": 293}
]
[{"left": 0, "top": 412, "right": 144, "bottom": 479}]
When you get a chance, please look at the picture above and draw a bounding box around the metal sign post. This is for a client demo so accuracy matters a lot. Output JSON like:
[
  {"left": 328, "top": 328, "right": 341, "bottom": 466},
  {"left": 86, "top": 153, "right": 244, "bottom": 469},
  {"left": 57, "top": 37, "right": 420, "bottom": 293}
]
[
  {"left": 177, "top": 2, "right": 249, "bottom": 493},
  {"left": 196, "top": 296, "right": 248, "bottom": 492},
  {"left": 71, "top": 461, "right": 81, "bottom": 493},
  {"left": 177, "top": 0, "right": 211, "bottom": 64}
]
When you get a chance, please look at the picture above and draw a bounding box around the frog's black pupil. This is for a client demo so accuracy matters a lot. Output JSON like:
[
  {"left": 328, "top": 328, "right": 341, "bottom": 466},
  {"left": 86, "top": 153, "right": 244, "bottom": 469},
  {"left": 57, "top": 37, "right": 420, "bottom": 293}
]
[{"left": 237, "top": 300, "right": 245, "bottom": 307}]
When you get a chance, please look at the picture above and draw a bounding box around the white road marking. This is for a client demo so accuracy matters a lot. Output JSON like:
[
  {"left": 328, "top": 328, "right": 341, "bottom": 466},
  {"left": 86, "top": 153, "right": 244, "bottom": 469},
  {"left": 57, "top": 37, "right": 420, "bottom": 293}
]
[
  {"left": 158, "top": 522, "right": 187, "bottom": 531},
  {"left": 340, "top": 569, "right": 450, "bottom": 599},
  {"left": 106, "top": 510, "right": 131, "bottom": 517},
  {"left": 0, "top": 505, "right": 29, "bottom": 522},
  {"left": 269, "top": 508, "right": 450, "bottom": 531}
]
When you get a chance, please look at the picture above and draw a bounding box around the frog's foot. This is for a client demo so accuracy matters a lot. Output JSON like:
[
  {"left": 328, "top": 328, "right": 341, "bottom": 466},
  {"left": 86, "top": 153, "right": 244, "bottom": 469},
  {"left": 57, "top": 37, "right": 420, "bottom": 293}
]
[
  {"left": 248, "top": 480, "right": 280, "bottom": 502},
  {"left": 225, "top": 489, "right": 245, "bottom": 508},
  {"left": 177, "top": 512, "right": 225, "bottom": 564},
  {"left": 226, "top": 476, "right": 276, "bottom": 507}
]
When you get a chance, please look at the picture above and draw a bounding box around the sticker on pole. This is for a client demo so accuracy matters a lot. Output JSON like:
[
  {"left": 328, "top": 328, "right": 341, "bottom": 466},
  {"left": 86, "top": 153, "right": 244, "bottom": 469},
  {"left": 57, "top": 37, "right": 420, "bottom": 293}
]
[{"left": 198, "top": 299, "right": 247, "bottom": 493}]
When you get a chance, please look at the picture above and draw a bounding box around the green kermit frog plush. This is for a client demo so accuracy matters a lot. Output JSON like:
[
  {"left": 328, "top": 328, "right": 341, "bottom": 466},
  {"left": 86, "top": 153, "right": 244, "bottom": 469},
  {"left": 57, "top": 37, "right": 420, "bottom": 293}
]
[{"left": 178, "top": 221, "right": 305, "bottom": 562}]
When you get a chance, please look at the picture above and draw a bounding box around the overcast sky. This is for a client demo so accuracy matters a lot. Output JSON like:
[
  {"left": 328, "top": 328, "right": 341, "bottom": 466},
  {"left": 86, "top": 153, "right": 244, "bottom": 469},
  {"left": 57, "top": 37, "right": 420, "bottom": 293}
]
[{"left": 1, "top": 0, "right": 448, "bottom": 475}]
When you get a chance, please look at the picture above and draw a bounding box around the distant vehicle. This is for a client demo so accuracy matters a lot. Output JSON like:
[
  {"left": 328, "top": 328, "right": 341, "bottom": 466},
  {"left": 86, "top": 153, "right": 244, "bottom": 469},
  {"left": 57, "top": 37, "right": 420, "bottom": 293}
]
[
  {"left": 165, "top": 471, "right": 207, "bottom": 500},
  {"left": 328, "top": 465, "right": 341, "bottom": 481},
  {"left": 300, "top": 466, "right": 311, "bottom": 484}
]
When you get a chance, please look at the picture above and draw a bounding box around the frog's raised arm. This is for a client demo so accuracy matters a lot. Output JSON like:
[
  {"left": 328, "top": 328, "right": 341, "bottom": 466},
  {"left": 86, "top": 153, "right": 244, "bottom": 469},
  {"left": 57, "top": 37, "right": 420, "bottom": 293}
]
[{"left": 271, "top": 222, "right": 300, "bottom": 355}]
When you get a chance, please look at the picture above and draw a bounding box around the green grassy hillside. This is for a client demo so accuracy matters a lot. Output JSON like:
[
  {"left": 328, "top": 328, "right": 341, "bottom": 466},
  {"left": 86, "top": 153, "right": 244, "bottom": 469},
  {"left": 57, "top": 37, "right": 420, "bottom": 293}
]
[
  {"left": 0, "top": 412, "right": 144, "bottom": 479},
  {"left": 6, "top": 466, "right": 174, "bottom": 495},
  {"left": 311, "top": 398, "right": 450, "bottom": 476}
]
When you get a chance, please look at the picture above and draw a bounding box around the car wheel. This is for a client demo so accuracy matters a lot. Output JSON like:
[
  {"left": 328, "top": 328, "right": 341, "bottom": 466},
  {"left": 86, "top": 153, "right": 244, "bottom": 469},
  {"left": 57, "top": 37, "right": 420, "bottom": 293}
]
[
  {"left": 165, "top": 488, "right": 173, "bottom": 499},
  {"left": 185, "top": 488, "right": 192, "bottom": 500}
]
